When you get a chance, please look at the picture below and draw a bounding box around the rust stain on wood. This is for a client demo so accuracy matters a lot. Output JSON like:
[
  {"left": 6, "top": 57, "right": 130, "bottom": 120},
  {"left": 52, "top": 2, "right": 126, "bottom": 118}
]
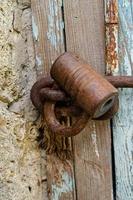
[
  {"left": 105, "top": 0, "right": 118, "bottom": 75},
  {"left": 106, "top": 24, "right": 118, "bottom": 75},
  {"left": 105, "top": 0, "right": 118, "bottom": 24}
]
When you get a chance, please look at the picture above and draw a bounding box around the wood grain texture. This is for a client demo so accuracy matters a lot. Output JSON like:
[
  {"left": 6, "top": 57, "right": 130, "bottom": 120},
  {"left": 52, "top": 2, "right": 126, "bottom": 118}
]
[
  {"left": 31, "top": 0, "right": 65, "bottom": 75},
  {"left": 109, "top": 1, "right": 133, "bottom": 199},
  {"left": 31, "top": 0, "right": 76, "bottom": 199},
  {"left": 63, "top": 1, "right": 113, "bottom": 199}
]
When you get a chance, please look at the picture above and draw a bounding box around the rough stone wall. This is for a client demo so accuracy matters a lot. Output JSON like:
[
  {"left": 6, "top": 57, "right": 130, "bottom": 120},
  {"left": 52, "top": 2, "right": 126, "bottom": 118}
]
[{"left": 0, "top": 1, "right": 47, "bottom": 199}]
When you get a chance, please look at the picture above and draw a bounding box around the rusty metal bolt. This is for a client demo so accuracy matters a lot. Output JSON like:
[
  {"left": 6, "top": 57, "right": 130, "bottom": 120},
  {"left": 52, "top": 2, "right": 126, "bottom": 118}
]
[
  {"left": 30, "top": 52, "right": 133, "bottom": 137},
  {"left": 51, "top": 52, "right": 118, "bottom": 118},
  {"left": 106, "top": 76, "right": 133, "bottom": 88},
  {"left": 30, "top": 75, "right": 119, "bottom": 137}
]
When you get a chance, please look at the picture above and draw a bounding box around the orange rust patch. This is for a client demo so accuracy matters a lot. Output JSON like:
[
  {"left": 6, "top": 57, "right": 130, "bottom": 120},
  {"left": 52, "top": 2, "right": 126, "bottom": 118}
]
[
  {"left": 106, "top": 24, "right": 118, "bottom": 75},
  {"left": 105, "top": 0, "right": 119, "bottom": 75},
  {"left": 105, "top": 0, "right": 118, "bottom": 23}
]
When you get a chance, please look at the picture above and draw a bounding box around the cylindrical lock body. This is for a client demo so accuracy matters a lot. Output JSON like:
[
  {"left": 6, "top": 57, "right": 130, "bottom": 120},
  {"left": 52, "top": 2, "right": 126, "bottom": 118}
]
[{"left": 51, "top": 52, "right": 118, "bottom": 118}]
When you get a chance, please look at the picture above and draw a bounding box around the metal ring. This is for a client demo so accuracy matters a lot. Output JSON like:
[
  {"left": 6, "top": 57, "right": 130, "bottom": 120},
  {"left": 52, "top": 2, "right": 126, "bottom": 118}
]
[
  {"left": 44, "top": 101, "right": 89, "bottom": 137},
  {"left": 30, "top": 76, "right": 54, "bottom": 112},
  {"left": 55, "top": 105, "right": 83, "bottom": 117},
  {"left": 40, "top": 88, "right": 70, "bottom": 102}
]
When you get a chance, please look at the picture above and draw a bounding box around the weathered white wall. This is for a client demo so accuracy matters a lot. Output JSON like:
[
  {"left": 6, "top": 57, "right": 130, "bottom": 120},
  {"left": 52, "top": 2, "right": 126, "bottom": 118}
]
[{"left": 0, "top": 1, "right": 47, "bottom": 199}]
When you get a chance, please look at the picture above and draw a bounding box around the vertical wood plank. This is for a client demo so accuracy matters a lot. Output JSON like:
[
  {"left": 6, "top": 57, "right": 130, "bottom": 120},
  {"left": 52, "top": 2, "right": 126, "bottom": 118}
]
[
  {"left": 31, "top": 0, "right": 65, "bottom": 75},
  {"left": 63, "top": 1, "right": 113, "bottom": 199},
  {"left": 31, "top": 1, "right": 76, "bottom": 199},
  {"left": 106, "top": 0, "right": 133, "bottom": 199}
]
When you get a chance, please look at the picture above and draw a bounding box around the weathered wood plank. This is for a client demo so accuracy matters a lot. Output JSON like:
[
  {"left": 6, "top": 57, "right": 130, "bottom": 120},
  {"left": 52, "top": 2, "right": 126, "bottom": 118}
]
[
  {"left": 31, "top": 1, "right": 76, "bottom": 199},
  {"left": 63, "top": 1, "right": 113, "bottom": 199},
  {"left": 107, "top": 0, "right": 133, "bottom": 199},
  {"left": 31, "top": 0, "right": 65, "bottom": 75}
]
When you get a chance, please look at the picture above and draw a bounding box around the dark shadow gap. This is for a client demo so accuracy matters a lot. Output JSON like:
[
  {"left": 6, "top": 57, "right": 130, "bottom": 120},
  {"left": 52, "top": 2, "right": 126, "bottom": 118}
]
[
  {"left": 110, "top": 119, "right": 116, "bottom": 200},
  {"left": 61, "top": 0, "right": 67, "bottom": 51}
]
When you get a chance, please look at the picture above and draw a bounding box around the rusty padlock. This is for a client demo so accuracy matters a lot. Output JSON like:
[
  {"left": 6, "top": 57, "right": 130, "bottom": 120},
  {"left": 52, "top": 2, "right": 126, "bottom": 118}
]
[
  {"left": 42, "top": 52, "right": 118, "bottom": 136},
  {"left": 31, "top": 52, "right": 133, "bottom": 136},
  {"left": 50, "top": 52, "right": 118, "bottom": 118},
  {"left": 31, "top": 52, "right": 133, "bottom": 137}
]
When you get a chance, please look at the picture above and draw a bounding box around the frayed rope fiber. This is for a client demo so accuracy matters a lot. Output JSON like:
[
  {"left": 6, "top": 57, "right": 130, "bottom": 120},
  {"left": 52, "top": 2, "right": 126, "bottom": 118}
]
[{"left": 36, "top": 116, "right": 73, "bottom": 160}]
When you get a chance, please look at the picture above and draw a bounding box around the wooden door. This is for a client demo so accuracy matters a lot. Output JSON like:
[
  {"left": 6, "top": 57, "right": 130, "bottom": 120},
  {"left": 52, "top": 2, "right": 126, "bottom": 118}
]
[{"left": 0, "top": 0, "right": 132, "bottom": 200}]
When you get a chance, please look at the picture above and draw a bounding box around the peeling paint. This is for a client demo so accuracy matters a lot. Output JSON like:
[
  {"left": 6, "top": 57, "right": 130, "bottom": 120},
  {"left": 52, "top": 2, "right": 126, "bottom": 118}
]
[
  {"left": 32, "top": 16, "right": 38, "bottom": 41},
  {"left": 36, "top": 55, "right": 42, "bottom": 67},
  {"left": 118, "top": 1, "right": 133, "bottom": 75},
  {"left": 47, "top": 0, "right": 64, "bottom": 49},
  {"left": 51, "top": 171, "right": 74, "bottom": 200},
  {"left": 91, "top": 123, "right": 100, "bottom": 159},
  {"left": 58, "top": 0, "right": 63, "bottom": 7}
]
